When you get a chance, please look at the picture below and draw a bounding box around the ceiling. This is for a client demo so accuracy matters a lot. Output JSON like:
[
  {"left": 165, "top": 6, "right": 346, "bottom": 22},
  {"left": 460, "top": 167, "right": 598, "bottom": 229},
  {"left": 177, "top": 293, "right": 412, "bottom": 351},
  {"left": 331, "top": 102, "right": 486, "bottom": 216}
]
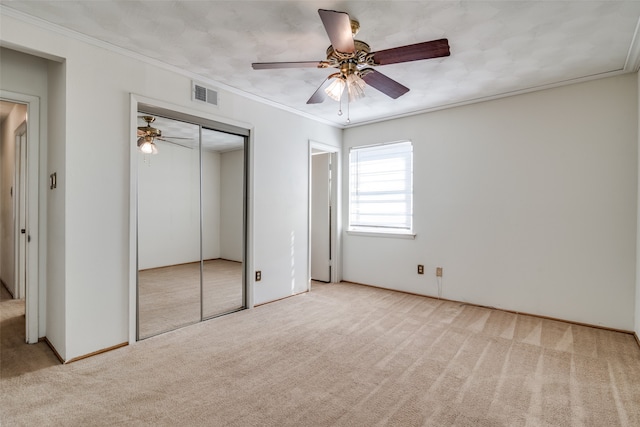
[{"left": 4, "top": 1, "right": 640, "bottom": 127}]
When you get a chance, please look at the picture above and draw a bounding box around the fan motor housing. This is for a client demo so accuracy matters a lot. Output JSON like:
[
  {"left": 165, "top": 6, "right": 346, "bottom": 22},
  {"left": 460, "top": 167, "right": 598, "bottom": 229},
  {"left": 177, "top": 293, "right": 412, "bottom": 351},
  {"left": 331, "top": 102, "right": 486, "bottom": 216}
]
[{"left": 326, "top": 40, "right": 371, "bottom": 65}]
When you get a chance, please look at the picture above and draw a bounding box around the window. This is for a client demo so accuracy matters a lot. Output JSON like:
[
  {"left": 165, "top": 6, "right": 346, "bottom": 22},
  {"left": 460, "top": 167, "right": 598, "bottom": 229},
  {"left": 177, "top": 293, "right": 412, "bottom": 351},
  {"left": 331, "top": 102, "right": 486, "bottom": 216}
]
[{"left": 349, "top": 141, "right": 413, "bottom": 235}]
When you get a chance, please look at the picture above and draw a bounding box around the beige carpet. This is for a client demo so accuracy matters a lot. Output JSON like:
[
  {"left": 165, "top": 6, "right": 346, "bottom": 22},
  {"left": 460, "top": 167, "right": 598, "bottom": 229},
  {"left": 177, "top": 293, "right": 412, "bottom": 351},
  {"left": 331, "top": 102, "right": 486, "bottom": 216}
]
[
  {"left": 2, "top": 281, "right": 639, "bottom": 426},
  {"left": 0, "top": 284, "right": 60, "bottom": 379},
  {"left": 138, "top": 259, "right": 244, "bottom": 338}
]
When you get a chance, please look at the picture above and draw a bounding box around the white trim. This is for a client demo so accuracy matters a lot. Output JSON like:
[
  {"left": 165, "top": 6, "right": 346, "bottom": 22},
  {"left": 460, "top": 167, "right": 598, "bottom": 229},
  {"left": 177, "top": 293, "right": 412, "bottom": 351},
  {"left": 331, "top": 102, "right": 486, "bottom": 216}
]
[
  {"left": 128, "top": 95, "right": 138, "bottom": 344},
  {"left": 346, "top": 230, "right": 416, "bottom": 240},
  {"left": 625, "top": 16, "right": 640, "bottom": 72},
  {"left": 346, "top": 69, "right": 632, "bottom": 128},
  {"left": 308, "top": 140, "right": 341, "bottom": 288},
  {"left": 0, "top": 5, "right": 337, "bottom": 128},
  {"left": 3, "top": 3, "right": 636, "bottom": 131},
  {"left": 1, "top": 90, "right": 40, "bottom": 344}
]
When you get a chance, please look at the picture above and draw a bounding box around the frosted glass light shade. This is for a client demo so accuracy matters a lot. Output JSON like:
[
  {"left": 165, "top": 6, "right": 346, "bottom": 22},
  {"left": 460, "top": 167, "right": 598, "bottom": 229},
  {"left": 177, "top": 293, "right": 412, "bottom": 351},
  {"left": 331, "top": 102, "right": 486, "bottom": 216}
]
[
  {"left": 325, "top": 77, "right": 346, "bottom": 101},
  {"left": 138, "top": 136, "right": 158, "bottom": 154},
  {"left": 346, "top": 73, "right": 366, "bottom": 101}
]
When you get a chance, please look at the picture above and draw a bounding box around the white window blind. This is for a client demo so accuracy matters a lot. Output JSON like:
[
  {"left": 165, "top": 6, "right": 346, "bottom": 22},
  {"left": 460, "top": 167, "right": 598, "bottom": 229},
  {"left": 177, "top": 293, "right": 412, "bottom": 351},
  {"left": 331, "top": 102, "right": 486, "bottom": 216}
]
[{"left": 349, "top": 141, "right": 413, "bottom": 233}]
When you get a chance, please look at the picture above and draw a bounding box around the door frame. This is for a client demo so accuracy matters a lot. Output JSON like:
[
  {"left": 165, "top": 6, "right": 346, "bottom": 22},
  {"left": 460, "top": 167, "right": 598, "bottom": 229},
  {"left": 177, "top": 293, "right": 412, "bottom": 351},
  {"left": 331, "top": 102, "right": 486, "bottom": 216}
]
[
  {"left": 307, "top": 140, "right": 341, "bottom": 290},
  {"left": 128, "top": 94, "right": 254, "bottom": 344},
  {"left": 1, "top": 90, "right": 40, "bottom": 344}
]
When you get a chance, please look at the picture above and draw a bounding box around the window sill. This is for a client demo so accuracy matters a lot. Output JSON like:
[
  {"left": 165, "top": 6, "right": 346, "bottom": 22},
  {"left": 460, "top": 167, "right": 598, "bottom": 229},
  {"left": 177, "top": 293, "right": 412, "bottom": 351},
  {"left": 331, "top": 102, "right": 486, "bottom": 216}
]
[{"left": 346, "top": 230, "right": 416, "bottom": 240}]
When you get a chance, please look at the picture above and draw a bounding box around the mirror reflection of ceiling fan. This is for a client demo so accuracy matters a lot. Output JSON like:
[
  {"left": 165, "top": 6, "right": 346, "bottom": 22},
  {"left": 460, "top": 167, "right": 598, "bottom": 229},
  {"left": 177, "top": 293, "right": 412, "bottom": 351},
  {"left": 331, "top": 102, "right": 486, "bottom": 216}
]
[
  {"left": 136, "top": 115, "right": 193, "bottom": 154},
  {"left": 252, "top": 9, "right": 450, "bottom": 121}
]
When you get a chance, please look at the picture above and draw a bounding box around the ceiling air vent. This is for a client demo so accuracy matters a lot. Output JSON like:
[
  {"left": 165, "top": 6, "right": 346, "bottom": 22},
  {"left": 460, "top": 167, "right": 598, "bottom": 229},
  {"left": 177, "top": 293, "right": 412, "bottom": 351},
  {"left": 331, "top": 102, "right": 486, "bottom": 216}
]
[{"left": 192, "top": 81, "right": 219, "bottom": 107}]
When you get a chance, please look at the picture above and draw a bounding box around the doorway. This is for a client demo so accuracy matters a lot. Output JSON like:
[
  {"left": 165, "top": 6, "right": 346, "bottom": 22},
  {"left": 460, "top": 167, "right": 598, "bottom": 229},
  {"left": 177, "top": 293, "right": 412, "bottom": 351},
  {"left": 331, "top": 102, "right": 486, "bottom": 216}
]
[
  {"left": 309, "top": 141, "right": 340, "bottom": 287},
  {"left": 0, "top": 93, "right": 40, "bottom": 345},
  {"left": 15, "top": 121, "right": 27, "bottom": 300},
  {"left": 135, "top": 105, "right": 249, "bottom": 340},
  {"left": 311, "top": 152, "right": 331, "bottom": 282}
]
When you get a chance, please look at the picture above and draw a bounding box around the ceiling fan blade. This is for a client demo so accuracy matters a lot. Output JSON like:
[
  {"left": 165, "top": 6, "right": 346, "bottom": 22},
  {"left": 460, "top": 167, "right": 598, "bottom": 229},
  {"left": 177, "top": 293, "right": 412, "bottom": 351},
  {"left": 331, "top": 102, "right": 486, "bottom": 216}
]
[
  {"left": 157, "top": 137, "right": 195, "bottom": 149},
  {"left": 252, "top": 61, "right": 328, "bottom": 70},
  {"left": 371, "top": 39, "right": 450, "bottom": 65},
  {"left": 318, "top": 9, "right": 355, "bottom": 54},
  {"left": 306, "top": 77, "right": 334, "bottom": 104},
  {"left": 362, "top": 69, "right": 409, "bottom": 99}
]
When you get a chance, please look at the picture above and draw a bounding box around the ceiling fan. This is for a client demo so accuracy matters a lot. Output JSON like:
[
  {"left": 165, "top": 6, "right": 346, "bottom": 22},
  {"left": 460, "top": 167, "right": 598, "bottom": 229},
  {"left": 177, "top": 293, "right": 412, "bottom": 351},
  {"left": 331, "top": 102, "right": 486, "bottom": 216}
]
[
  {"left": 137, "top": 115, "right": 193, "bottom": 154},
  {"left": 252, "top": 9, "right": 450, "bottom": 111}
]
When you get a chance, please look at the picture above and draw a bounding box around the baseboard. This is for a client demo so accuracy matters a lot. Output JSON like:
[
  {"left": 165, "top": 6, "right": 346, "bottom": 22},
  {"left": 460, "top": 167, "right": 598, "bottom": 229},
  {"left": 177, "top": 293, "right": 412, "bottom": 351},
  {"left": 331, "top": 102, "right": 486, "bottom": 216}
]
[
  {"left": 0, "top": 278, "right": 15, "bottom": 299},
  {"left": 41, "top": 337, "right": 64, "bottom": 364},
  {"left": 341, "top": 280, "right": 636, "bottom": 337},
  {"left": 254, "top": 290, "right": 309, "bottom": 307},
  {"left": 218, "top": 258, "right": 242, "bottom": 264},
  {"left": 41, "top": 338, "right": 128, "bottom": 364},
  {"left": 64, "top": 342, "right": 128, "bottom": 364}
]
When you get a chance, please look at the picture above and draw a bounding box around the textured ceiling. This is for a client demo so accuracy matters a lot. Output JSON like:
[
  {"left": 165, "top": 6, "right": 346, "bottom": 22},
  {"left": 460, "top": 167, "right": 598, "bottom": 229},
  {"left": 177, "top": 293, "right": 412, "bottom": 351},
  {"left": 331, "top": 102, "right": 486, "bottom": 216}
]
[{"left": 4, "top": 1, "right": 640, "bottom": 127}]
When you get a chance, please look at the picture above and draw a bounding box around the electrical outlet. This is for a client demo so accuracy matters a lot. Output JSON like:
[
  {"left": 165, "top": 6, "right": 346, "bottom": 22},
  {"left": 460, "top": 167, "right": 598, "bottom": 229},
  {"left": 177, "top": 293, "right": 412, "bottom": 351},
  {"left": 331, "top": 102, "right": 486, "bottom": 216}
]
[
  {"left": 417, "top": 264, "right": 424, "bottom": 274},
  {"left": 436, "top": 267, "right": 443, "bottom": 277},
  {"left": 255, "top": 270, "right": 262, "bottom": 281}
]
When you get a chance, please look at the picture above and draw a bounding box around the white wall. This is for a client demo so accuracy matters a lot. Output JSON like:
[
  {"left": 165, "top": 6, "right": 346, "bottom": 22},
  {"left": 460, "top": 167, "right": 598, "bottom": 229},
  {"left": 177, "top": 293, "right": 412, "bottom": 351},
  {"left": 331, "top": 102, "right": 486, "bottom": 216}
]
[
  {"left": 202, "top": 149, "right": 222, "bottom": 261},
  {"left": 0, "top": 103, "right": 26, "bottom": 296},
  {"left": 344, "top": 74, "right": 638, "bottom": 330},
  {"left": 0, "top": 11, "right": 341, "bottom": 361},
  {"left": 220, "top": 149, "right": 244, "bottom": 262},
  {"left": 46, "top": 58, "right": 66, "bottom": 352},
  {"left": 137, "top": 140, "right": 221, "bottom": 269}
]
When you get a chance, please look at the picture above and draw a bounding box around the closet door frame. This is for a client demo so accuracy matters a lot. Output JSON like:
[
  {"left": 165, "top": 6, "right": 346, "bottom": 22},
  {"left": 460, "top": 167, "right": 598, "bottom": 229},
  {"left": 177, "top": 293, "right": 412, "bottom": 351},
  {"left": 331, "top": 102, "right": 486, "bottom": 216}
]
[{"left": 129, "top": 95, "right": 253, "bottom": 343}]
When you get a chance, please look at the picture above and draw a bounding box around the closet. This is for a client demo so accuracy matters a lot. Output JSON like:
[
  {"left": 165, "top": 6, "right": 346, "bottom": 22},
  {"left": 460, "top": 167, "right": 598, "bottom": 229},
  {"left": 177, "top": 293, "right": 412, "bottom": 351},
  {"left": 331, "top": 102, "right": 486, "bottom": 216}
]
[{"left": 136, "top": 105, "right": 248, "bottom": 339}]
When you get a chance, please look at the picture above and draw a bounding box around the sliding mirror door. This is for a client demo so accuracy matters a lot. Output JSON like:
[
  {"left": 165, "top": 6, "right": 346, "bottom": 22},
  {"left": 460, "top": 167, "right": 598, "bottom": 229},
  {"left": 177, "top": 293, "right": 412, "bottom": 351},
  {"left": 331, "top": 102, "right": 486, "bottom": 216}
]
[
  {"left": 137, "top": 117, "right": 201, "bottom": 338},
  {"left": 137, "top": 110, "right": 247, "bottom": 339},
  {"left": 202, "top": 128, "right": 245, "bottom": 318}
]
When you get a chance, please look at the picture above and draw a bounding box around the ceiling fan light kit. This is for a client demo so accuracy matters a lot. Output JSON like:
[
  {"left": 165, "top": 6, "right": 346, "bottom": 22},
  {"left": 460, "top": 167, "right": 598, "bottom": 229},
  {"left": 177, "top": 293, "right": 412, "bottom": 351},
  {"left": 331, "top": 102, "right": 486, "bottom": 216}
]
[
  {"left": 136, "top": 115, "right": 197, "bottom": 155},
  {"left": 137, "top": 135, "right": 158, "bottom": 155},
  {"left": 251, "top": 9, "right": 450, "bottom": 124},
  {"left": 137, "top": 115, "right": 160, "bottom": 154}
]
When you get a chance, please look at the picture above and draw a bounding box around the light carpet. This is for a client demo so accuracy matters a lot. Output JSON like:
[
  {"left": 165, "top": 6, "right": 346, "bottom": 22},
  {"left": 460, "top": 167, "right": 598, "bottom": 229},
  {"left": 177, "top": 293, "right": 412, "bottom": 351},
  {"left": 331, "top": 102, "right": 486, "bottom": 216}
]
[{"left": 1, "top": 281, "right": 639, "bottom": 426}]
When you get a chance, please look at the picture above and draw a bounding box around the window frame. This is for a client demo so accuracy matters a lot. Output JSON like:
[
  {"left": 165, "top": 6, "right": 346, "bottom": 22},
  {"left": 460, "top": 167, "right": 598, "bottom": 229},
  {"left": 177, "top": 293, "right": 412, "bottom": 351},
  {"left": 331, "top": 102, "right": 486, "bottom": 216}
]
[{"left": 347, "top": 140, "right": 415, "bottom": 239}]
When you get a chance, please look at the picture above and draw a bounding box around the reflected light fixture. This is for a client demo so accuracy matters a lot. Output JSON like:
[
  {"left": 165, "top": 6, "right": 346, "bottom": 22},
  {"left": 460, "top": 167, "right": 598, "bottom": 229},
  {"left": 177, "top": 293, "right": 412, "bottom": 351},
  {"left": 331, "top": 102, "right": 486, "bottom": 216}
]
[
  {"left": 137, "top": 116, "right": 161, "bottom": 155},
  {"left": 137, "top": 135, "right": 158, "bottom": 154}
]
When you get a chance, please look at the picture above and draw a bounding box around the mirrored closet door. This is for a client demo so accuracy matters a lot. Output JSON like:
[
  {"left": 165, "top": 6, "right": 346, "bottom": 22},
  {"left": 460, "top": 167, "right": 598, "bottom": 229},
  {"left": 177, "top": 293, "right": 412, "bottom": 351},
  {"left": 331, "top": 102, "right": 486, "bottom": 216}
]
[{"left": 136, "top": 106, "right": 247, "bottom": 339}]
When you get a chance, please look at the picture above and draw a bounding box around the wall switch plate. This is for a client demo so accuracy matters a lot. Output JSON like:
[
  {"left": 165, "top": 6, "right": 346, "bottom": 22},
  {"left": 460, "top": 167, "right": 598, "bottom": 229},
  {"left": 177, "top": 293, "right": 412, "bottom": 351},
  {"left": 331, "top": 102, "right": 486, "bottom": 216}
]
[
  {"left": 417, "top": 265, "right": 424, "bottom": 274},
  {"left": 436, "top": 267, "right": 443, "bottom": 277},
  {"left": 255, "top": 270, "right": 262, "bottom": 281}
]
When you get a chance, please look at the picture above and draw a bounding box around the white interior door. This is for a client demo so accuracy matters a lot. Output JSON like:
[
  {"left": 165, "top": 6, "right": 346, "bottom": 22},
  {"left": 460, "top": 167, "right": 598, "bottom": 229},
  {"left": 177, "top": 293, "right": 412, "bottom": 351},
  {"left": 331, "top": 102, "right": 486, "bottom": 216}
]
[
  {"left": 2, "top": 91, "right": 40, "bottom": 345},
  {"left": 311, "top": 153, "right": 331, "bottom": 282},
  {"left": 16, "top": 130, "right": 27, "bottom": 300}
]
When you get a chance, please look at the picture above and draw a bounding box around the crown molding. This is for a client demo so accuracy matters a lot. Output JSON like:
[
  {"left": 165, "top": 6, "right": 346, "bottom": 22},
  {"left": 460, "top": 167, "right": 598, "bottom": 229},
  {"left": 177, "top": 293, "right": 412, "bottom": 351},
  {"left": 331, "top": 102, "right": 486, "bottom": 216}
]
[
  {"left": 0, "top": 5, "right": 341, "bottom": 128},
  {"left": 625, "top": 16, "right": 640, "bottom": 72},
  {"left": 346, "top": 68, "right": 631, "bottom": 129},
  {"left": 2, "top": 4, "right": 637, "bottom": 131}
]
